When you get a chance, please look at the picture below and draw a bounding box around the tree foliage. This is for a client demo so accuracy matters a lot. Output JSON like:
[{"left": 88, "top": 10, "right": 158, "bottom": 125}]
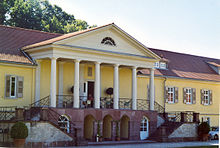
[{"left": 0, "top": 0, "right": 96, "bottom": 33}]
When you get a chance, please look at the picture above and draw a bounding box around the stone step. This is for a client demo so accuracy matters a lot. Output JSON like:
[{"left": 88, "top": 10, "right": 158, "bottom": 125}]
[{"left": 88, "top": 140, "right": 156, "bottom": 146}]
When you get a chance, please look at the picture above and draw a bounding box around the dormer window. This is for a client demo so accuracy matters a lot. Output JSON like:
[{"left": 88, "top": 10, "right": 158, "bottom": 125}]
[
  {"left": 160, "top": 62, "right": 166, "bottom": 69},
  {"left": 101, "top": 37, "right": 116, "bottom": 46},
  {"left": 154, "top": 61, "right": 167, "bottom": 69},
  {"left": 154, "top": 62, "right": 159, "bottom": 68}
]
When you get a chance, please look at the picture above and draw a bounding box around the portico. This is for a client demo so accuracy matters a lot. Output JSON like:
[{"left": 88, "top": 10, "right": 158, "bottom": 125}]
[{"left": 24, "top": 23, "right": 160, "bottom": 111}]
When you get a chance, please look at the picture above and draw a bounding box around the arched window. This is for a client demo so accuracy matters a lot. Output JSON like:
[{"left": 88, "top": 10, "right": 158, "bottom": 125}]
[
  {"left": 101, "top": 37, "right": 116, "bottom": 46},
  {"left": 58, "top": 115, "right": 70, "bottom": 133}
]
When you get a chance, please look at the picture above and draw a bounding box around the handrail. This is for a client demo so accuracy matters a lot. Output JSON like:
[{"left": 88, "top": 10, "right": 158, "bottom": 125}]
[
  {"left": 0, "top": 106, "right": 17, "bottom": 120},
  {"left": 30, "top": 95, "right": 50, "bottom": 107}
]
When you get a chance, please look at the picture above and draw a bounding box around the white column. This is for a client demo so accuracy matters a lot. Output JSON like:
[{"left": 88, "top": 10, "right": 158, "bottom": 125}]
[
  {"left": 58, "top": 62, "right": 64, "bottom": 107},
  {"left": 50, "top": 57, "right": 57, "bottom": 107},
  {"left": 149, "top": 68, "right": 155, "bottom": 111},
  {"left": 113, "top": 64, "right": 119, "bottom": 109},
  {"left": 74, "top": 59, "right": 80, "bottom": 108},
  {"left": 132, "top": 67, "right": 137, "bottom": 110},
  {"left": 35, "top": 60, "right": 41, "bottom": 104},
  {"left": 94, "top": 62, "right": 101, "bottom": 109}
]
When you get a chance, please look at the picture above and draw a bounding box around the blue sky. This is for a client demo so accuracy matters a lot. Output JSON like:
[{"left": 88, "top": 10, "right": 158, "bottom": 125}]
[{"left": 49, "top": 0, "right": 220, "bottom": 59}]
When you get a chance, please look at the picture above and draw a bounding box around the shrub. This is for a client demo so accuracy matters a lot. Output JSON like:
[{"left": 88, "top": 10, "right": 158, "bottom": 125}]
[
  {"left": 11, "top": 122, "right": 28, "bottom": 139},
  {"left": 198, "top": 122, "right": 210, "bottom": 136}
]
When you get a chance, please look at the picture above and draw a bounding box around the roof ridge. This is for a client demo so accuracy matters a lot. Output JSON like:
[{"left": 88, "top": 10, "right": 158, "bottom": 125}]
[
  {"left": 0, "top": 25, "right": 62, "bottom": 36},
  {"left": 22, "top": 23, "right": 115, "bottom": 50},
  {"left": 149, "top": 47, "right": 220, "bottom": 61}
]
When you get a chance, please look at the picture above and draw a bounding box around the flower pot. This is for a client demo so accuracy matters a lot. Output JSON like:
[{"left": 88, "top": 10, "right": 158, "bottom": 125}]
[
  {"left": 115, "top": 137, "right": 120, "bottom": 141},
  {"left": 14, "top": 139, "right": 26, "bottom": 147},
  {"left": 202, "top": 134, "right": 209, "bottom": 141}
]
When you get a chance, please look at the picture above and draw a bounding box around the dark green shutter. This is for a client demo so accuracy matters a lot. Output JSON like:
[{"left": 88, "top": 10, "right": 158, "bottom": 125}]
[
  {"left": 17, "top": 76, "right": 24, "bottom": 98},
  {"left": 165, "top": 86, "right": 168, "bottom": 103},
  {"left": 174, "top": 87, "right": 178, "bottom": 103},
  {"left": 209, "top": 90, "right": 212, "bottom": 105},
  {"left": 201, "top": 89, "right": 204, "bottom": 105},
  {"left": 192, "top": 88, "right": 196, "bottom": 104},
  {"left": 183, "top": 88, "right": 187, "bottom": 104},
  {"left": 5, "top": 75, "right": 10, "bottom": 98}
]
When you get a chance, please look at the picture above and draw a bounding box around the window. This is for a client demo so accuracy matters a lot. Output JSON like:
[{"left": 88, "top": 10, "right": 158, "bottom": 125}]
[
  {"left": 204, "top": 90, "right": 210, "bottom": 105},
  {"left": 183, "top": 88, "right": 196, "bottom": 104},
  {"left": 88, "top": 67, "right": 92, "bottom": 77},
  {"left": 101, "top": 37, "right": 116, "bottom": 46},
  {"left": 168, "top": 87, "right": 174, "bottom": 103},
  {"left": 5, "top": 75, "right": 24, "bottom": 98},
  {"left": 201, "top": 89, "right": 212, "bottom": 105},
  {"left": 58, "top": 115, "right": 70, "bottom": 133},
  {"left": 165, "top": 86, "right": 178, "bottom": 104},
  {"left": 160, "top": 62, "right": 166, "bottom": 69},
  {"left": 186, "top": 88, "right": 192, "bottom": 104},
  {"left": 10, "top": 76, "right": 16, "bottom": 98},
  {"left": 154, "top": 62, "right": 159, "bottom": 68}
]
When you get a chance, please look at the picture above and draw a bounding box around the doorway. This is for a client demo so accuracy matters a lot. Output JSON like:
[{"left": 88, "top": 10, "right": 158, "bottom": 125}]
[{"left": 140, "top": 116, "right": 149, "bottom": 140}]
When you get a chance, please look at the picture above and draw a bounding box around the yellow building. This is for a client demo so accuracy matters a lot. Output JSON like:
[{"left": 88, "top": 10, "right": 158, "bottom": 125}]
[{"left": 0, "top": 24, "right": 219, "bottom": 143}]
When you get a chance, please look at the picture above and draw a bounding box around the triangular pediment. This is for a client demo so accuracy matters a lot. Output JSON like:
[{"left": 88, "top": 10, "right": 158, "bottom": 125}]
[{"left": 55, "top": 24, "right": 159, "bottom": 59}]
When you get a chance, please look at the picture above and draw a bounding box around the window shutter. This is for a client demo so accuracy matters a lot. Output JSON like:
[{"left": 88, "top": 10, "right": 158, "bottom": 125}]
[
  {"left": 5, "top": 75, "right": 10, "bottom": 98},
  {"left": 183, "top": 88, "right": 187, "bottom": 104},
  {"left": 165, "top": 86, "right": 168, "bottom": 103},
  {"left": 192, "top": 88, "right": 196, "bottom": 104},
  {"left": 17, "top": 76, "right": 24, "bottom": 98},
  {"left": 209, "top": 90, "right": 212, "bottom": 105},
  {"left": 201, "top": 89, "right": 204, "bottom": 105},
  {"left": 174, "top": 87, "right": 178, "bottom": 103}
]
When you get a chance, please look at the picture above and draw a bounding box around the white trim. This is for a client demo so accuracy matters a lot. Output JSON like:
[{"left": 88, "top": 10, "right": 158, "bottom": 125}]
[
  {"left": 167, "top": 87, "right": 175, "bottom": 104},
  {"left": 185, "top": 88, "right": 192, "bottom": 104}
]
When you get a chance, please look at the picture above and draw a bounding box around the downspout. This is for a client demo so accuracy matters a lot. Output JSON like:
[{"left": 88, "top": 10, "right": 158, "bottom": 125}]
[{"left": 163, "top": 77, "right": 167, "bottom": 117}]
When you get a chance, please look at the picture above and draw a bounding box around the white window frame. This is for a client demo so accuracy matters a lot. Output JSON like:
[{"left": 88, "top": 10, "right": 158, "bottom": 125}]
[
  {"left": 9, "top": 76, "right": 17, "bottom": 98},
  {"left": 168, "top": 87, "right": 175, "bottom": 104},
  {"left": 203, "top": 90, "right": 210, "bottom": 105},
  {"left": 186, "top": 88, "right": 192, "bottom": 104},
  {"left": 154, "top": 62, "right": 159, "bottom": 68},
  {"left": 160, "top": 62, "right": 166, "bottom": 69}
]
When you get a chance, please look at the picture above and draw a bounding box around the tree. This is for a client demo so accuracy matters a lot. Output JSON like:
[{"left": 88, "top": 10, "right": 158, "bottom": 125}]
[
  {"left": 3, "top": 0, "right": 96, "bottom": 33},
  {"left": 8, "top": 0, "right": 43, "bottom": 30},
  {"left": 0, "top": 0, "right": 14, "bottom": 24}
]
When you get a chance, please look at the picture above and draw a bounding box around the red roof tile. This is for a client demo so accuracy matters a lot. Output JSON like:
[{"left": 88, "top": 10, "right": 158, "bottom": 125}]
[
  {"left": 0, "top": 25, "right": 61, "bottom": 64},
  {"left": 141, "top": 48, "right": 220, "bottom": 82}
]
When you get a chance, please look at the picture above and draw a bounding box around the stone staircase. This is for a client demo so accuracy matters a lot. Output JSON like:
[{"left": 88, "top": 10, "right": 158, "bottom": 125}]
[{"left": 149, "top": 121, "right": 183, "bottom": 142}]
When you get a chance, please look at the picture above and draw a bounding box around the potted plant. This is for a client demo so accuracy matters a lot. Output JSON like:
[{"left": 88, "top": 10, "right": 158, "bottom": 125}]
[
  {"left": 10, "top": 121, "right": 28, "bottom": 147},
  {"left": 115, "top": 121, "right": 120, "bottom": 141},
  {"left": 96, "top": 121, "right": 102, "bottom": 142},
  {"left": 198, "top": 122, "right": 210, "bottom": 141}
]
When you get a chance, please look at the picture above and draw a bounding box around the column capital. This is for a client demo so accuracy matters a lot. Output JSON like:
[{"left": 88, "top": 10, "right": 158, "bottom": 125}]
[
  {"left": 114, "top": 64, "right": 120, "bottom": 67},
  {"left": 132, "top": 66, "right": 137, "bottom": 69},
  {"left": 74, "top": 59, "right": 81, "bottom": 63},
  {"left": 51, "top": 57, "right": 58, "bottom": 60},
  {"left": 94, "top": 61, "right": 101, "bottom": 65}
]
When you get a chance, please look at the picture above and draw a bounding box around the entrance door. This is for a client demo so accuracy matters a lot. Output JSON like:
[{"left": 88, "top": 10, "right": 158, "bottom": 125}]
[
  {"left": 140, "top": 117, "right": 149, "bottom": 140},
  {"left": 87, "top": 81, "right": 94, "bottom": 98}
]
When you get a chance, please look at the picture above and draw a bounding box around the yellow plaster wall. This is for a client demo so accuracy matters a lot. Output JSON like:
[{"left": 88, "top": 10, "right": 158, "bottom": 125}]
[
  {"left": 119, "top": 68, "right": 132, "bottom": 98},
  {"left": 0, "top": 64, "right": 35, "bottom": 107},
  {"left": 63, "top": 62, "right": 74, "bottom": 94},
  {"left": 40, "top": 60, "right": 51, "bottom": 98},
  {"left": 101, "top": 66, "right": 113, "bottom": 97}
]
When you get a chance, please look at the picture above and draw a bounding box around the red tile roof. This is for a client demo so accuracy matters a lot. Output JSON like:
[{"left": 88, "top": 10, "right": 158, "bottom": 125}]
[
  {"left": 0, "top": 25, "right": 61, "bottom": 64},
  {"left": 140, "top": 48, "right": 220, "bottom": 82}
]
